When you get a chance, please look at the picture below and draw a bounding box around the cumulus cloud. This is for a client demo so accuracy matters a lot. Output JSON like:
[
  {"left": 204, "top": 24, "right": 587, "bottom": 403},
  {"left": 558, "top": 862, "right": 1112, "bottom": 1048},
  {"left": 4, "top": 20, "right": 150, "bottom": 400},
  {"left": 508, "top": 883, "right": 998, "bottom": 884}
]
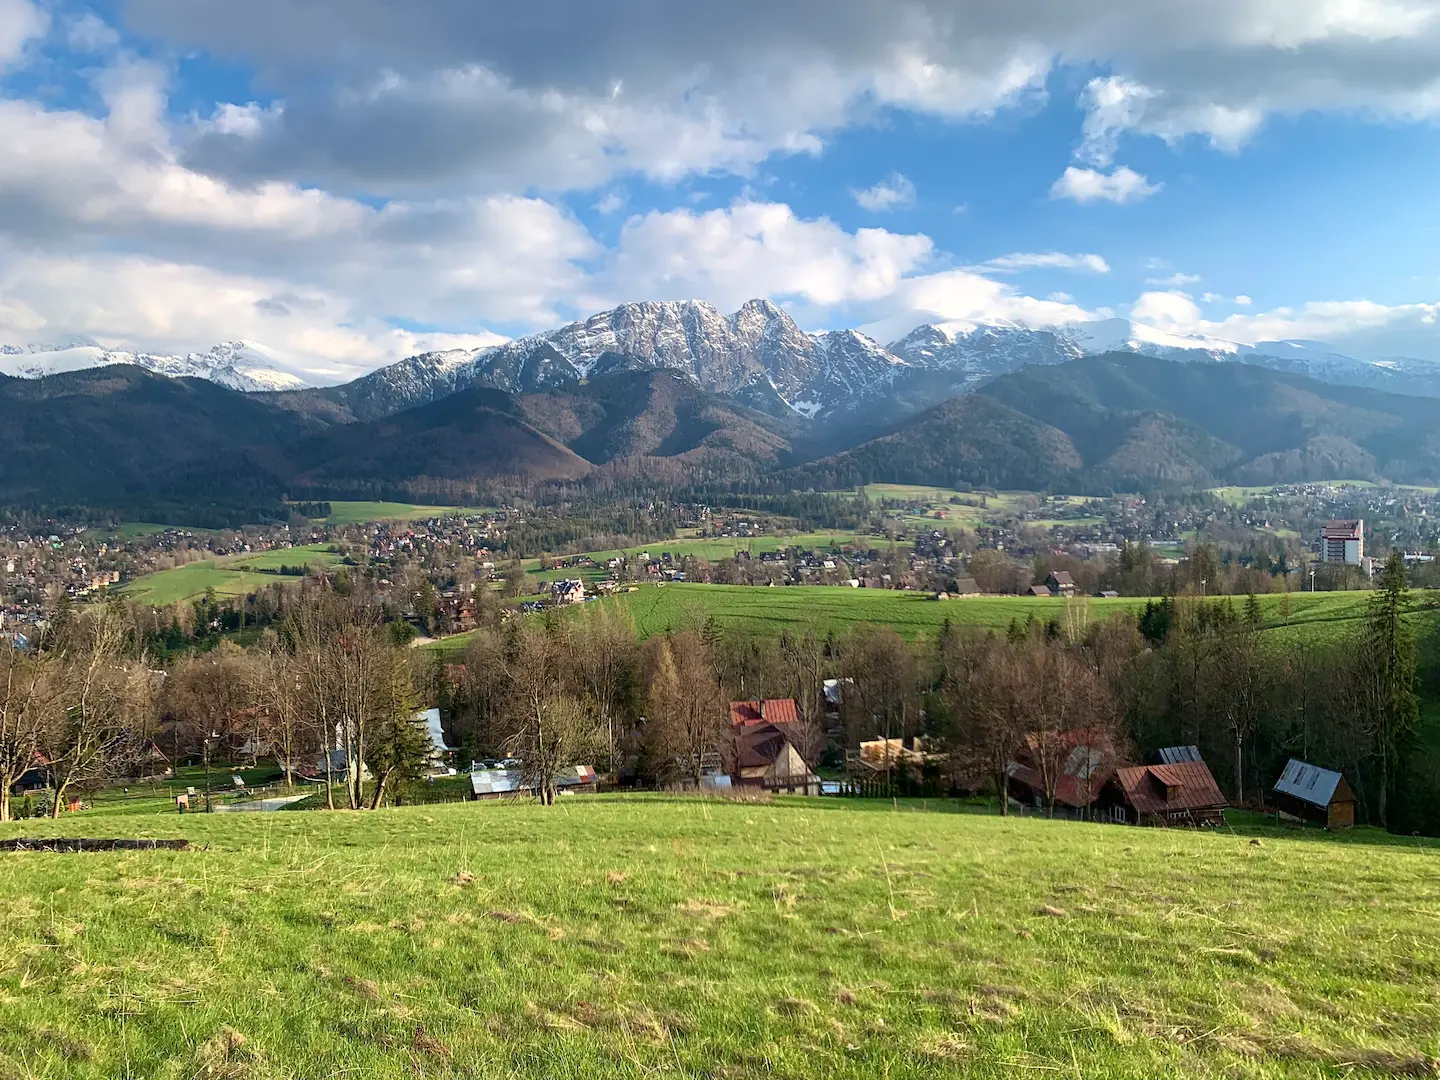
[
  {"left": 1150, "top": 271, "right": 1201, "bottom": 286},
  {"left": 1051, "top": 165, "right": 1162, "bottom": 204},
  {"left": 0, "top": 0, "right": 44, "bottom": 67},
  {"left": 1126, "top": 289, "right": 1440, "bottom": 360},
  {"left": 985, "top": 251, "right": 1110, "bottom": 273},
  {"left": 853, "top": 172, "right": 917, "bottom": 212},
  {"left": 106, "top": 0, "right": 1440, "bottom": 199},
  {"left": 602, "top": 200, "right": 934, "bottom": 311}
]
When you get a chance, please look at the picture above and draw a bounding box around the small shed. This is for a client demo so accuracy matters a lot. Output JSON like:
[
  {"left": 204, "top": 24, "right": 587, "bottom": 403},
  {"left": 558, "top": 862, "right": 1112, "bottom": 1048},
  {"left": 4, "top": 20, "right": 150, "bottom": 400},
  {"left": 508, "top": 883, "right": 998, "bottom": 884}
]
[{"left": 1272, "top": 759, "right": 1356, "bottom": 829}]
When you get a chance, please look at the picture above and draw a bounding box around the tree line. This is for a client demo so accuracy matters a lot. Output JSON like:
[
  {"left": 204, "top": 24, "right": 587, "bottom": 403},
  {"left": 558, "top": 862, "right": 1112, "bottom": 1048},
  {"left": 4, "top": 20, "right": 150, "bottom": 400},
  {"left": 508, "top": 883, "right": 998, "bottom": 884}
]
[{"left": 1, "top": 555, "right": 1432, "bottom": 834}]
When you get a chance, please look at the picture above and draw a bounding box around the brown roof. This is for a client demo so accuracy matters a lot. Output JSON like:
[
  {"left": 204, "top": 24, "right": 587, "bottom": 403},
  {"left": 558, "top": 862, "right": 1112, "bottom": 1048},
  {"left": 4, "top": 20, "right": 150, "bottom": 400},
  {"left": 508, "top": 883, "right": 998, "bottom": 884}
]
[
  {"left": 735, "top": 723, "right": 791, "bottom": 769},
  {"left": 729, "top": 700, "right": 764, "bottom": 727},
  {"left": 1113, "top": 761, "right": 1226, "bottom": 815},
  {"left": 762, "top": 698, "right": 799, "bottom": 725},
  {"left": 729, "top": 698, "right": 799, "bottom": 728}
]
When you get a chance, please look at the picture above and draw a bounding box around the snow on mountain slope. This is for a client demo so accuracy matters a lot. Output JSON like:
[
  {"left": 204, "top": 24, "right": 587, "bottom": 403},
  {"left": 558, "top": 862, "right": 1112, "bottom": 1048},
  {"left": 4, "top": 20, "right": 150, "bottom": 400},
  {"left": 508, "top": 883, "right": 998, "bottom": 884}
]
[{"left": 0, "top": 340, "right": 311, "bottom": 392}]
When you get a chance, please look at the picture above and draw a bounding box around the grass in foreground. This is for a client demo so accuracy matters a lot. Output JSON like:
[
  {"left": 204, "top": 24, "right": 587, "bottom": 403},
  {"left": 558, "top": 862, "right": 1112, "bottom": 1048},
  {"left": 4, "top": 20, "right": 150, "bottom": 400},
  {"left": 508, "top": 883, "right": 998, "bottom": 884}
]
[{"left": 1, "top": 797, "right": 1437, "bottom": 1078}]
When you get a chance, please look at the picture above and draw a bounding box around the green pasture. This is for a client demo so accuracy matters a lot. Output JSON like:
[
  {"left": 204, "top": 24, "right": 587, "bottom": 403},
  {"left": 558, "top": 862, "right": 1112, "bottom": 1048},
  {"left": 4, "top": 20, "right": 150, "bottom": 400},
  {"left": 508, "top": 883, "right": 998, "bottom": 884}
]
[
  {"left": 522, "top": 532, "right": 898, "bottom": 575},
  {"left": 119, "top": 544, "right": 345, "bottom": 605},
  {"left": 1, "top": 796, "right": 1437, "bottom": 1078},
  {"left": 426, "top": 585, "right": 1392, "bottom": 652},
  {"left": 312, "top": 501, "right": 492, "bottom": 525}
]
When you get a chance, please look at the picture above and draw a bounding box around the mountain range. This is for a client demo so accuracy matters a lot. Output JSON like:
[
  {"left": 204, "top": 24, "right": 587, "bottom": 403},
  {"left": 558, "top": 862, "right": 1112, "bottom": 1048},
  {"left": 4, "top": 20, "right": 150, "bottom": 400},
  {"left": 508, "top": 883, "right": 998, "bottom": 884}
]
[
  {"left": 9, "top": 299, "right": 1440, "bottom": 415},
  {"left": 6, "top": 346, "right": 1440, "bottom": 524},
  {"left": 0, "top": 339, "right": 309, "bottom": 392}
]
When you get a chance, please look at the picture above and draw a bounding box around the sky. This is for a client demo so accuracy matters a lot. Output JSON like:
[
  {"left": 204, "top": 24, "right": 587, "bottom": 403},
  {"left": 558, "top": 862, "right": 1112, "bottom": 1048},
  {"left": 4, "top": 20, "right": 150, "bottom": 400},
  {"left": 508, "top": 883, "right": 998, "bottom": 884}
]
[{"left": 2, "top": 0, "right": 1440, "bottom": 382}]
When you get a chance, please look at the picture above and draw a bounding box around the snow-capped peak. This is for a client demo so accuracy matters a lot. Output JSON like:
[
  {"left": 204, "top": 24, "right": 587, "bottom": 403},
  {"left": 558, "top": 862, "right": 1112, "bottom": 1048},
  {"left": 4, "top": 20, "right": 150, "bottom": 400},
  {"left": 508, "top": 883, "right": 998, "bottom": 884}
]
[{"left": 0, "top": 339, "right": 314, "bottom": 392}]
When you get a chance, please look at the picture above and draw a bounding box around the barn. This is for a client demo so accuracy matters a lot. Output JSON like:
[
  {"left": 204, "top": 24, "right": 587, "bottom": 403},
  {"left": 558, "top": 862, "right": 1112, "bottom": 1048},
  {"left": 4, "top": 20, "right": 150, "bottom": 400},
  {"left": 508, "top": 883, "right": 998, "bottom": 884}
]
[{"left": 1271, "top": 759, "right": 1357, "bottom": 829}]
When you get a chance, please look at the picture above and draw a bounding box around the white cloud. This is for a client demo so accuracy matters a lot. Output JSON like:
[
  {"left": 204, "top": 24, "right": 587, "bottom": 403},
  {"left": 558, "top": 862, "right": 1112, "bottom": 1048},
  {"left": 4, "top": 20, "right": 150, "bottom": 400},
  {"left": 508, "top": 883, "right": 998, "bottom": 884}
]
[
  {"left": 1123, "top": 290, "right": 1440, "bottom": 361},
  {"left": 0, "top": 250, "right": 505, "bottom": 383},
  {"left": 0, "top": 0, "right": 45, "bottom": 67},
  {"left": 853, "top": 172, "right": 917, "bottom": 212},
  {"left": 986, "top": 251, "right": 1110, "bottom": 273},
  {"left": 593, "top": 191, "right": 625, "bottom": 215},
  {"left": 603, "top": 200, "right": 934, "bottom": 311},
  {"left": 1149, "top": 272, "right": 1202, "bottom": 286},
  {"left": 1051, "top": 165, "right": 1162, "bottom": 204},
  {"left": 1235, "top": 294, "right": 1253, "bottom": 305},
  {"left": 1131, "top": 289, "right": 1204, "bottom": 328}
]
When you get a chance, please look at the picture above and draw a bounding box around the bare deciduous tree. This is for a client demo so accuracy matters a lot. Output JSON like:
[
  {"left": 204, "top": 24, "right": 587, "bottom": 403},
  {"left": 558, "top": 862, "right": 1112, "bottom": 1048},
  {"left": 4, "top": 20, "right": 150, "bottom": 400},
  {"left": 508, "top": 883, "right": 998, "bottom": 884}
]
[{"left": 643, "top": 633, "right": 729, "bottom": 787}]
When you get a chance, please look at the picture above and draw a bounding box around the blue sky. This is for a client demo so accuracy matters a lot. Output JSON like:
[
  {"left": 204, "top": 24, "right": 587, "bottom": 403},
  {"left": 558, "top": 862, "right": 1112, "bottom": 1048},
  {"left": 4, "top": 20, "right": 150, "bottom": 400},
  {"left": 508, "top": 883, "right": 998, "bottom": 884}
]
[{"left": 1, "top": 0, "right": 1440, "bottom": 380}]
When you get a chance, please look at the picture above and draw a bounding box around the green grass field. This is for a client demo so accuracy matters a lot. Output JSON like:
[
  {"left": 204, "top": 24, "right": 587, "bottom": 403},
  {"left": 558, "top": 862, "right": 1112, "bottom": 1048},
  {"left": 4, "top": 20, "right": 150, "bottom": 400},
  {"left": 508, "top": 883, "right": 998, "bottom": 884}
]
[
  {"left": 1207, "top": 481, "right": 1440, "bottom": 506},
  {"left": 523, "top": 533, "right": 900, "bottom": 576},
  {"left": 120, "top": 545, "right": 346, "bottom": 605},
  {"left": 1, "top": 796, "right": 1437, "bottom": 1078},
  {"left": 315, "top": 501, "right": 491, "bottom": 525},
  {"left": 426, "top": 585, "right": 1394, "bottom": 652},
  {"left": 81, "top": 522, "right": 219, "bottom": 542}
]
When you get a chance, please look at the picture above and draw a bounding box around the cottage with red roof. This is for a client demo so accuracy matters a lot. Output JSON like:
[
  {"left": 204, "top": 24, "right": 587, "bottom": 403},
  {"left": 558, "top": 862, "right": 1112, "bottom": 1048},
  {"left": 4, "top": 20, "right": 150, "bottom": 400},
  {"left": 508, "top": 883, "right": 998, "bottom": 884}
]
[
  {"left": 728, "top": 698, "right": 818, "bottom": 795},
  {"left": 1097, "top": 758, "right": 1227, "bottom": 827}
]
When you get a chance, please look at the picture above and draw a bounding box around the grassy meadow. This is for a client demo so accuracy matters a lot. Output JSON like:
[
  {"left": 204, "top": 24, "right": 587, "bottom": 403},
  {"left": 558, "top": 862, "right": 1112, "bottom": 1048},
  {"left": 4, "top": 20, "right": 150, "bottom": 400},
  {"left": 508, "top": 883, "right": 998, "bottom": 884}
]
[
  {"left": 314, "top": 501, "right": 492, "bottom": 525},
  {"left": 0, "top": 796, "right": 1436, "bottom": 1078},
  {"left": 119, "top": 544, "right": 346, "bottom": 606},
  {"left": 587, "top": 583, "right": 1376, "bottom": 641},
  {"left": 423, "top": 584, "right": 1402, "bottom": 653}
]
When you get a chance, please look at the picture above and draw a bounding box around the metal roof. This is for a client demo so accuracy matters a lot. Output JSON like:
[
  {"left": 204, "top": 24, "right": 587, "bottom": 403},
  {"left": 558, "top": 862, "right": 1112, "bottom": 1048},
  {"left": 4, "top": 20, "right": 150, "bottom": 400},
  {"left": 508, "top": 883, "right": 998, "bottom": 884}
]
[
  {"left": 1273, "top": 758, "right": 1344, "bottom": 807},
  {"left": 1158, "top": 745, "right": 1203, "bottom": 764},
  {"left": 469, "top": 765, "right": 596, "bottom": 796},
  {"left": 470, "top": 770, "right": 523, "bottom": 795},
  {"left": 419, "top": 708, "right": 451, "bottom": 752}
]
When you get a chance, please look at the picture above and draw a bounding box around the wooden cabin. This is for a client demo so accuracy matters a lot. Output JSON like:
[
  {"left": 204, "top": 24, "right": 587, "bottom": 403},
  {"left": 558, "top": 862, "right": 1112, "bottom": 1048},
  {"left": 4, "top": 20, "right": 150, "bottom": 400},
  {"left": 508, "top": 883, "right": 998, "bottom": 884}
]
[
  {"left": 1098, "top": 759, "right": 1227, "bottom": 827},
  {"left": 1271, "top": 759, "right": 1357, "bottom": 829}
]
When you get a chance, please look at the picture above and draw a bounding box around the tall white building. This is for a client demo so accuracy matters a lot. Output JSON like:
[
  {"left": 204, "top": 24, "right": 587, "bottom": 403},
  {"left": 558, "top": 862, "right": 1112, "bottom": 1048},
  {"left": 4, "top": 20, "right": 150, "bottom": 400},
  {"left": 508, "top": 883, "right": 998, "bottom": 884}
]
[{"left": 1319, "top": 519, "right": 1364, "bottom": 565}]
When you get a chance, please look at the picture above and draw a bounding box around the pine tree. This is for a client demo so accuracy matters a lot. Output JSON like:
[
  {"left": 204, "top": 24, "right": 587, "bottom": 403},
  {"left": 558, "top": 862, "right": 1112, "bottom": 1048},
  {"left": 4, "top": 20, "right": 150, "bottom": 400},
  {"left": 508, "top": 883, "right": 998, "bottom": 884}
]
[{"left": 1361, "top": 552, "right": 1419, "bottom": 828}]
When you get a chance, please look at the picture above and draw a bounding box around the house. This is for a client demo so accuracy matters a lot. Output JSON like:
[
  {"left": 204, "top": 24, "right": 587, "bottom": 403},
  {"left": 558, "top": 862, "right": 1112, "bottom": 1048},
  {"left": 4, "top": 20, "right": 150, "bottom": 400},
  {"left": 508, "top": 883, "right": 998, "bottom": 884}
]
[
  {"left": 1007, "top": 728, "right": 1119, "bottom": 813},
  {"left": 1045, "top": 571, "right": 1076, "bottom": 597},
  {"left": 1271, "top": 758, "right": 1357, "bottom": 829},
  {"left": 1319, "top": 519, "right": 1364, "bottom": 565},
  {"left": 857, "top": 737, "right": 930, "bottom": 771},
  {"left": 1097, "top": 760, "right": 1227, "bottom": 826},
  {"left": 418, "top": 708, "right": 455, "bottom": 773},
  {"left": 734, "top": 723, "right": 820, "bottom": 794},
  {"left": 468, "top": 764, "right": 598, "bottom": 800},
  {"left": 1027, "top": 584, "right": 1051, "bottom": 597},
  {"left": 728, "top": 698, "right": 820, "bottom": 794},
  {"left": 951, "top": 577, "right": 981, "bottom": 597},
  {"left": 729, "top": 698, "right": 799, "bottom": 728},
  {"left": 550, "top": 578, "right": 586, "bottom": 605}
]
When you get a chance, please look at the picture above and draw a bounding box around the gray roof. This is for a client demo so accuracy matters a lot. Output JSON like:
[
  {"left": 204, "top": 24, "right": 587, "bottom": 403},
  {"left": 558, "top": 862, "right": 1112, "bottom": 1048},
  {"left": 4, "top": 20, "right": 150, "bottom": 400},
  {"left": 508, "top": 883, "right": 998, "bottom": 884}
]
[
  {"left": 470, "top": 765, "right": 596, "bottom": 796},
  {"left": 1273, "top": 758, "right": 1344, "bottom": 807},
  {"left": 1158, "top": 745, "right": 1203, "bottom": 764},
  {"left": 419, "top": 708, "right": 451, "bottom": 752},
  {"left": 470, "top": 770, "right": 523, "bottom": 796}
]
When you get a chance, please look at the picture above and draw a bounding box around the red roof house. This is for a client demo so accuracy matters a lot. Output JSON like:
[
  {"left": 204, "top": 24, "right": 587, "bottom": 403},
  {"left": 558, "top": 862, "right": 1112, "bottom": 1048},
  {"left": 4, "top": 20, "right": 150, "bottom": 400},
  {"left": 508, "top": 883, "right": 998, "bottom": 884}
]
[{"left": 1098, "top": 760, "right": 1227, "bottom": 826}]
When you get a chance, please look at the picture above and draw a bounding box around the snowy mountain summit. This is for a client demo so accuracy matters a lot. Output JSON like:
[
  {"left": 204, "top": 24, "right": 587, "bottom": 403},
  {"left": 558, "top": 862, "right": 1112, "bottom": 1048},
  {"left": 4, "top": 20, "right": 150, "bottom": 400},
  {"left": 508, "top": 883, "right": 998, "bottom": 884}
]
[
  {"left": 8, "top": 300, "right": 1440, "bottom": 413},
  {"left": 0, "top": 340, "right": 311, "bottom": 392}
]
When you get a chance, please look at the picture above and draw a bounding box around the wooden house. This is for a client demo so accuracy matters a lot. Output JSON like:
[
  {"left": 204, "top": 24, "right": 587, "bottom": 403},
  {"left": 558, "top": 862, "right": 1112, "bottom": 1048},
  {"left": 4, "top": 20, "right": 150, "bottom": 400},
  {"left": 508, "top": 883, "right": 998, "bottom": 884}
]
[
  {"left": 1045, "top": 571, "right": 1076, "bottom": 596},
  {"left": 729, "top": 698, "right": 819, "bottom": 795},
  {"left": 1271, "top": 759, "right": 1357, "bottom": 829},
  {"left": 1098, "top": 760, "right": 1227, "bottom": 826},
  {"left": 1007, "top": 728, "right": 1119, "bottom": 814}
]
